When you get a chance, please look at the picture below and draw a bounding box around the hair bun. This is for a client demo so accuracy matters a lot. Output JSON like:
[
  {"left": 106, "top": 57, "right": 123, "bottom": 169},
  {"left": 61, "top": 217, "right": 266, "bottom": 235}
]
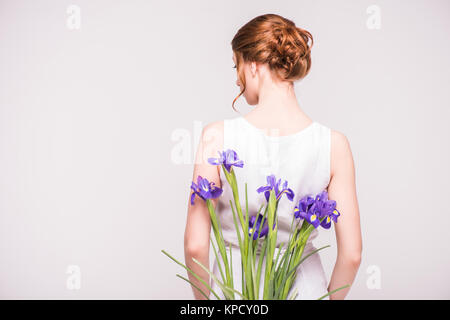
[
  {"left": 269, "top": 24, "right": 313, "bottom": 81},
  {"left": 231, "top": 14, "right": 315, "bottom": 111}
]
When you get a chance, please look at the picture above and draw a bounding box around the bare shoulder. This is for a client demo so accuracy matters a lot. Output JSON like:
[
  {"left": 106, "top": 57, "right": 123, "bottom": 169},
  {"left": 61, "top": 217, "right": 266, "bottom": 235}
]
[
  {"left": 330, "top": 129, "right": 354, "bottom": 179},
  {"left": 203, "top": 120, "right": 224, "bottom": 136},
  {"left": 198, "top": 120, "right": 225, "bottom": 161}
]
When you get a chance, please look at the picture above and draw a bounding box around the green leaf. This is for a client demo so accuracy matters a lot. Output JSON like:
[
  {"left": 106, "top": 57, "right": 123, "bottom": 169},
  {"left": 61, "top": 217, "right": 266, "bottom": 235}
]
[
  {"left": 255, "top": 236, "right": 268, "bottom": 299},
  {"left": 273, "top": 243, "right": 284, "bottom": 275},
  {"left": 288, "top": 286, "right": 298, "bottom": 300},
  {"left": 175, "top": 274, "right": 210, "bottom": 300},
  {"left": 280, "top": 244, "right": 331, "bottom": 299},
  {"left": 161, "top": 249, "right": 221, "bottom": 300},
  {"left": 263, "top": 190, "right": 278, "bottom": 299},
  {"left": 267, "top": 274, "right": 275, "bottom": 299},
  {"left": 206, "top": 199, "right": 231, "bottom": 284},
  {"left": 245, "top": 241, "right": 254, "bottom": 300},
  {"left": 230, "top": 199, "right": 246, "bottom": 299},
  {"left": 274, "top": 244, "right": 294, "bottom": 298},
  {"left": 317, "top": 284, "right": 350, "bottom": 300},
  {"left": 210, "top": 233, "right": 226, "bottom": 286},
  {"left": 297, "top": 245, "right": 331, "bottom": 267},
  {"left": 267, "top": 190, "right": 276, "bottom": 232},
  {"left": 252, "top": 205, "right": 269, "bottom": 262},
  {"left": 230, "top": 168, "right": 245, "bottom": 232},
  {"left": 228, "top": 242, "right": 234, "bottom": 295},
  {"left": 192, "top": 257, "right": 246, "bottom": 300}
]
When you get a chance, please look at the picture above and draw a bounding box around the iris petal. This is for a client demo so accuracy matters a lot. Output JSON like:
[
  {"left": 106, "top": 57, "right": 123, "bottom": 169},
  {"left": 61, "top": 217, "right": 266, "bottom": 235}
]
[
  {"left": 248, "top": 214, "right": 271, "bottom": 240},
  {"left": 207, "top": 157, "right": 220, "bottom": 165},
  {"left": 307, "top": 213, "right": 320, "bottom": 228},
  {"left": 189, "top": 176, "right": 223, "bottom": 205},
  {"left": 320, "top": 216, "right": 332, "bottom": 229},
  {"left": 260, "top": 225, "right": 269, "bottom": 237},
  {"left": 207, "top": 149, "right": 244, "bottom": 172},
  {"left": 258, "top": 174, "right": 295, "bottom": 203},
  {"left": 234, "top": 160, "right": 244, "bottom": 168},
  {"left": 257, "top": 186, "right": 272, "bottom": 193},
  {"left": 285, "top": 188, "right": 295, "bottom": 201},
  {"left": 210, "top": 187, "right": 223, "bottom": 198},
  {"left": 267, "top": 175, "right": 276, "bottom": 186},
  {"left": 331, "top": 209, "right": 341, "bottom": 222}
]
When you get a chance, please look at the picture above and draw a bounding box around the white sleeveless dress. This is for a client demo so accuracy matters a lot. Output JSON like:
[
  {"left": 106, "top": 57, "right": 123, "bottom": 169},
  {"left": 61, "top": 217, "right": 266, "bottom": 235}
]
[{"left": 209, "top": 116, "right": 332, "bottom": 300}]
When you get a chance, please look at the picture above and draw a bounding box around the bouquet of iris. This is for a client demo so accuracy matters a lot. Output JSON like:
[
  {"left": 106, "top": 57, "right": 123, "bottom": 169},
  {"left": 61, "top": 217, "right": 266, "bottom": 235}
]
[{"left": 162, "top": 149, "right": 349, "bottom": 300}]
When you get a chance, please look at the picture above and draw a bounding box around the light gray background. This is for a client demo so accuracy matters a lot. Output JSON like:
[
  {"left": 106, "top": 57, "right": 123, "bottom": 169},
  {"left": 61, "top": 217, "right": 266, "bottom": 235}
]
[{"left": 1, "top": 0, "right": 449, "bottom": 299}]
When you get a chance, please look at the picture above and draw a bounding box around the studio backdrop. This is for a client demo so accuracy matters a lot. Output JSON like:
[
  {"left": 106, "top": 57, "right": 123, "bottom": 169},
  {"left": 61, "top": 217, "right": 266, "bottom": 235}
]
[{"left": 0, "top": 0, "right": 449, "bottom": 299}]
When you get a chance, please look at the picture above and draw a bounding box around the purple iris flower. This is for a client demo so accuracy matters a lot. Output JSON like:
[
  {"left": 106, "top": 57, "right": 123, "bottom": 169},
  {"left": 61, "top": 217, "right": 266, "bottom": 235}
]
[
  {"left": 293, "top": 190, "right": 341, "bottom": 229},
  {"left": 294, "top": 200, "right": 321, "bottom": 228},
  {"left": 256, "top": 174, "right": 295, "bottom": 202},
  {"left": 314, "top": 191, "right": 341, "bottom": 228},
  {"left": 321, "top": 207, "right": 340, "bottom": 228},
  {"left": 207, "top": 149, "right": 244, "bottom": 173},
  {"left": 248, "top": 214, "right": 275, "bottom": 240},
  {"left": 293, "top": 195, "right": 314, "bottom": 219},
  {"left": 190, "top": 175, "right": 223, "bottom": 205}
]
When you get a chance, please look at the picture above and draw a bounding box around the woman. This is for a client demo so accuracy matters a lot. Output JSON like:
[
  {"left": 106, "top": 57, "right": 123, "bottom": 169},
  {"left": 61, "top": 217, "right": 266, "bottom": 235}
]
[{"left": 184, "top": 13, "right": 362, "bottom": 300}]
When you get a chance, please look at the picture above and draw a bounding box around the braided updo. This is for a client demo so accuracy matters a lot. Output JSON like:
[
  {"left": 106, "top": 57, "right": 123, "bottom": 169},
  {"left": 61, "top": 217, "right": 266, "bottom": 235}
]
[{"left": 231, "top": 14, "right": 314, "bottom": 111}]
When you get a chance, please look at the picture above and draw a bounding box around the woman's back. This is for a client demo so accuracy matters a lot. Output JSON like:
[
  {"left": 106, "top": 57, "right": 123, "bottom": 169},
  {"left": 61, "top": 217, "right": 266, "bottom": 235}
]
[
  {"left": 209, "top": 115, "right": 332, "bottom": 299},
  {"left": 186, "top": 14, "right": 361, "bottom": 301}
]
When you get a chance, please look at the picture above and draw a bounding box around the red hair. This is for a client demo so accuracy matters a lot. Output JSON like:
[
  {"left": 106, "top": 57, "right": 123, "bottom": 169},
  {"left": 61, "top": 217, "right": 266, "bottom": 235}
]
[{"left": 231, "top": 14, "right": 314, "bottom": 112}]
